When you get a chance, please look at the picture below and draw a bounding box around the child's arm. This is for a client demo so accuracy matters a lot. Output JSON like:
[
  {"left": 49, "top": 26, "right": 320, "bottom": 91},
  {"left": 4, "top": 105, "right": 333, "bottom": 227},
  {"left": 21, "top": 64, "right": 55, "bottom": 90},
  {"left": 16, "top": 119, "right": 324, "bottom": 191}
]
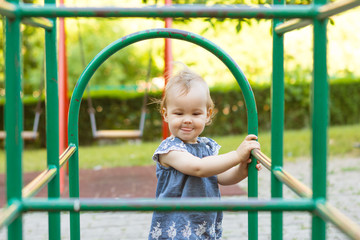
[
  {"left": 159, "top": 135, "right": 260, "bottom": 178},
  {"left": 217, "top": 158, "right": 261, "bottom": 185},
  {"left": 159, "top": 150, "right": 240, "bottom": 177},
  {"left": 217, "top": 135, "right": 261, "bottom": 185}
]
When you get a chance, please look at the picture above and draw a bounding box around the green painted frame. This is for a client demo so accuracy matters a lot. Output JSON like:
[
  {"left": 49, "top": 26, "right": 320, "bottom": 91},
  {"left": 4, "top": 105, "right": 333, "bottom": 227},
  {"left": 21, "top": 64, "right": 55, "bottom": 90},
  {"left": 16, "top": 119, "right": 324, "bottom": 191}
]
[
  {"left": 2, "top": 1, "right": 360, "bottom": 240},
  {"left": 67, "top": 28, "right": 259, "bottom": 239}
]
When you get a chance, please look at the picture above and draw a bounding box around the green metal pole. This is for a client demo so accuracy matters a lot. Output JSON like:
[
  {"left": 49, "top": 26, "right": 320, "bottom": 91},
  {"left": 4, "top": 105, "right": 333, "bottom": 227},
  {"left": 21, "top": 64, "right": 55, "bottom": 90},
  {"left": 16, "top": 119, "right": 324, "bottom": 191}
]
[
  {"left": 18, "top": 4, "right": 318, "bottom": 19},
  {"left": 44, "top": 0, "right": 60, "bottom": 238},
  {"left": 21, "top": 198, "right": 317, "bottom": 212},
  {"left": 312, "top": 0, "right": 328, "bottom": 238},
  {"left": 69, "top": 141, "right": 80, "bottom": 240},
  {"left": 271, "top": 1, "right": 284, "bottom": 238},
  {"left": 4, "top": 0, "right": 23, "bottom": 239}
]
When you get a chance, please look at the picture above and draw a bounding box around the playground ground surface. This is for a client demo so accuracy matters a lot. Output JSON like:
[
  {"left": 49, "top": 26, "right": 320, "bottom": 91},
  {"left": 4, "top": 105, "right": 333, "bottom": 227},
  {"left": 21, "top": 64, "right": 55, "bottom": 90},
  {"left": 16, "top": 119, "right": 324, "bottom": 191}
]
[{"left": 1, "top": 156, "right": 360, "bottom": 239}]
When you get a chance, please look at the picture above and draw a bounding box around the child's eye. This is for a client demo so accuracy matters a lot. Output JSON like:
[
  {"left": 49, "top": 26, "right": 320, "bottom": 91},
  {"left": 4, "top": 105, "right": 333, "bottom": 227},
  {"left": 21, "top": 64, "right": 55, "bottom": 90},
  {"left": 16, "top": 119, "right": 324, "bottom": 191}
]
[
  {"left": 193, "top": 112, "right": 202, "bottom": 116},
  {"left": 174, "top": 112, "right": 183, "bottom": 115}
]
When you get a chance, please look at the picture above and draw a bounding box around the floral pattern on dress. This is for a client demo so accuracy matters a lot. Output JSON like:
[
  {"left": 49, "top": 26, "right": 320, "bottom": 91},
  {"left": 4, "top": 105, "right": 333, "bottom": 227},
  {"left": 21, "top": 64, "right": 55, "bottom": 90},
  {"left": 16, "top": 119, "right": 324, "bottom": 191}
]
[
  {"left": 195, "top": 221, "right": 207, "bottom": 237},
  {"left": 181, "top": 221, "right": 192, "bottom": 239},
  {"left": 150, "top": 222, "right": 162, "bottom": 240},
  {"left": 167, "top": 222, "right": 177, "bottom": 239},
  {"left": 149, "top": 220, "right": 223, "bottom": 240}
]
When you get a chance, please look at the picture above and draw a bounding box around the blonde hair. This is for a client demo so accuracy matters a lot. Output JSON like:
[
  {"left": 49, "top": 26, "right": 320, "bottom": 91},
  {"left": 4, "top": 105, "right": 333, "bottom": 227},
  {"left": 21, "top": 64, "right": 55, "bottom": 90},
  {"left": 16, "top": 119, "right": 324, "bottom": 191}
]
[{"left": 161, "top": 63, "right": 215, "bottom": 124}]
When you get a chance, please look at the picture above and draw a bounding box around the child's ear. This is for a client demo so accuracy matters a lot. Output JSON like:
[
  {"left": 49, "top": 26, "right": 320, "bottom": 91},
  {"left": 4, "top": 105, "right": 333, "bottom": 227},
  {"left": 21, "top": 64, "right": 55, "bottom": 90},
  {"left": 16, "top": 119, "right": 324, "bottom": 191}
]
[
  {"left": 206, "top": 108, "right": 213, "bottom": 122},
  {"left": 162, "top": 108, "right": 168, "bottom": 122}
]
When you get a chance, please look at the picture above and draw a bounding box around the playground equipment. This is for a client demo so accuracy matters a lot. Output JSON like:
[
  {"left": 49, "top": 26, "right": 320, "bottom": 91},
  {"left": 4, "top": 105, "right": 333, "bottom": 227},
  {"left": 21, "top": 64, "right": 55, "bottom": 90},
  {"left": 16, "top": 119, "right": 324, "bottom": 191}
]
[
  {"left": 1, "top": 1, "right": 360, "bottom": 240},
  {"left": 75, "top": 19, "right": 152, "bottom": 140},
  {"left": 85, "top": 58, "right": 152, "bottom": 140},
  {"left": 0, "top": 78, "right": 43, "bottom": 141},
  {"left": 0, "top": 107, "right": 40, "bottom": 140}
]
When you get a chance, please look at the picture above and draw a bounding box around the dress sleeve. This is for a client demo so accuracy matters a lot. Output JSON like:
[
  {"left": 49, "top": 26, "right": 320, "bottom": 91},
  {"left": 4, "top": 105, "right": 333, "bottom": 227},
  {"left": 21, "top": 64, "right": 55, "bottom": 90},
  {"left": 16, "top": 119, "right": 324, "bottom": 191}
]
[
  {"left": 202, "top": 137, "right": 221, "bottom": 156},
  {"left": 152, "top": 137, "right": 188, "bottom": 162}
]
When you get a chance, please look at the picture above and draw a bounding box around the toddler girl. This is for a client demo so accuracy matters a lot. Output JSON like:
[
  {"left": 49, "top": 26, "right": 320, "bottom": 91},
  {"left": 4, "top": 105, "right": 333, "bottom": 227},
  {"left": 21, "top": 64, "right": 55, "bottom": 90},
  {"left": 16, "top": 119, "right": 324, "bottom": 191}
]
[{"left": 149, "top": 64, "right": 261, "bottom": 240}]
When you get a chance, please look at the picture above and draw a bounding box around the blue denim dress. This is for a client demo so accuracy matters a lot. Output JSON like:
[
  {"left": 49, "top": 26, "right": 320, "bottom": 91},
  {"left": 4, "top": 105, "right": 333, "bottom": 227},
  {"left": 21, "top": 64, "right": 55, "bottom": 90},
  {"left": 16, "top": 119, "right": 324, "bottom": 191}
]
[{"left": 149, "top": 136, "right": 223, "bottom": 240}]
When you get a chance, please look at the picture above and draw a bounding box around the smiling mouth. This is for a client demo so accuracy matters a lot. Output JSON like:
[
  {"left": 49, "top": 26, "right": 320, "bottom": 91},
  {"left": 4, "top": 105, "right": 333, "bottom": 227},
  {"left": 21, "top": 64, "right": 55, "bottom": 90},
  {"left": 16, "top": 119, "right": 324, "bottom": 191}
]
[{"left": 181, "top": 127, "right": 193, "bottom": 132}]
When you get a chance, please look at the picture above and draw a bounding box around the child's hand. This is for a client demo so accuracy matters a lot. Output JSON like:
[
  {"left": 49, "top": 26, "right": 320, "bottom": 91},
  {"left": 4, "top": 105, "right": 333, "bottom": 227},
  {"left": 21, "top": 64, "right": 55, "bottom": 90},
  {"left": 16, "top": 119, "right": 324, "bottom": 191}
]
[
  {"left": 244, "top": 158, "right": 262, "bottom": 171},
  {"left": 236, "top": 134, "right": 261, "bottom": 163}
]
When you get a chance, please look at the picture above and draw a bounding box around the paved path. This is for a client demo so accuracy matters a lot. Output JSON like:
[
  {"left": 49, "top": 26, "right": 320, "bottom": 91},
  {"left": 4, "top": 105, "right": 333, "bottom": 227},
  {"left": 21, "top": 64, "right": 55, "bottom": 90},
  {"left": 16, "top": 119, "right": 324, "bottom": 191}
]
[{"left": 1, "top": 157, "right": 360, "bottom": 239}]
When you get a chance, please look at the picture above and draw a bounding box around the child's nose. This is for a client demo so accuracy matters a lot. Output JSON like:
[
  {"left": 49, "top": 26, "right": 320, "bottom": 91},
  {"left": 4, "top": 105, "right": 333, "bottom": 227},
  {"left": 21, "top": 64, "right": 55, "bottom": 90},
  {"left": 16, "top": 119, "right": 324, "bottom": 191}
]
[{"left": 183, "top": 116, "right": 192, "bottom": 124}]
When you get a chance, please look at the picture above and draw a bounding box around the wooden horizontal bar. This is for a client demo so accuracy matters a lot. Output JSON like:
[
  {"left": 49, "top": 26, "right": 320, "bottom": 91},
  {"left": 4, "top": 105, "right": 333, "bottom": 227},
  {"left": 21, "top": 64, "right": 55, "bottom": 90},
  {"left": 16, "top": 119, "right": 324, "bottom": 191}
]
[
  {"left": 59, "top": 144, "right": 76, "bottom": 168},
  {"left": 22, "top": 168, "right": 57, "bottom": 198},
  {"left": 22, "top": 145, "right": 75, "bottom": 198},
  {"left": 18, "top": 4, "right": 317, "bottom": 19},
  {"left": 22, "top": 17, "right": 53, "bottom": 30},
  {"left": 251, "top": 148, "right": 271, "bottom": 170},
  {"left": 252, "top": 148, "right": 360, "bottom": 239},
  {"left": 21, "top": 198, "right": 316, "bottom": 212},
  {"left": 251, "top": 149, "right": 313, "bottom": 198},
  {"left": 317, "top": 0, "right": 360, "bottom": 19},
  {"left": 275, "top": 19, "right": 312, "bottom": 35},
  {"left": 275, "top": 0, "right": 360, "bottom": 34},
  {"left": 0, "top": 201, "right": 22, "bottom": 229},
  {"left": 316, "top": 201, "right": 360, "bottom": 240},
  {"left": 0, "top": 0, "right": 17, "bottom": 18},
  {"left": 273, "top": 169, "right": 313, "bottom": 198}
]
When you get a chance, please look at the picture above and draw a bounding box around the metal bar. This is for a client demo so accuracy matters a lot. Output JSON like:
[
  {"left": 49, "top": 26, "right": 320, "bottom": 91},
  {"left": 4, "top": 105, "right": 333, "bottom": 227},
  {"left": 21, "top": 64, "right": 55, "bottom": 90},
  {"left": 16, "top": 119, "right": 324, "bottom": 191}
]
[
  {"left": 162, "top": 0, "right": 172, "bottom": 140},
  {"left": 4, "top": 2, "right": 23, "bottom": 238},
  {"left": 312, "top": 3, "right": 328, "bottom": 238},
  {"left": 0, "top": 0, "right": 17, "bottom": 18},
  {"left": 21, "top": 198, "right": 316, "bottom": 212},
  {"left": 44, "top": 1, "right": 61, "bottom": 238},
  {"left": 68, "top": 27, "right": 259, "bottom": 240},
  {"left": 250, "top": 148, "right": 270, "bottom": 240},
  {"left": 22, "top": 17, "right": 53, "bottom": 30},
  {"left": 58, "top": 4, "right": 68, "bottom": 194},
  {"left": 0, "top": 202, "right": 22, "bottom": 230},
  {"left": 275, "top": 0, "right": 360, "bottom": 34},
  {"left": 271, "top": 6, "right": 284, "bottom": 237},
  {"left": 59, "top": 144, "right": 76, "bottom": 168},
  {"left": 22, "top": 168, "right": 57, "bottom": 198},
  {"left": 315, "top": 202, "right": 360, "bottom": 240},
  {"left": 18, "top": 4, "right": 318, "bottom": 19}
]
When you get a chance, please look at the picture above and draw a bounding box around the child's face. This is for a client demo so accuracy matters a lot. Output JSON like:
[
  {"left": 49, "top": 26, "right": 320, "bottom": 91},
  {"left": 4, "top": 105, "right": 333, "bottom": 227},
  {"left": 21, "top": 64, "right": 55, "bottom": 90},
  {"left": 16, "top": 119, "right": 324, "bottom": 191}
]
[{"left": 163, "top": 82, "right": 211, "bottom": 144}]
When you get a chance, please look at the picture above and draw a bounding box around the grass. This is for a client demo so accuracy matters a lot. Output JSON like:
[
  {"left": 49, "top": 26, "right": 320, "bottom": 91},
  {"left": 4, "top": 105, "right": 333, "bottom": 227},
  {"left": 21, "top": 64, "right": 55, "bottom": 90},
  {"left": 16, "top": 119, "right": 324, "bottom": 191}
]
[{"left": 0, "top": 124, "right": 359, "bottom": 173}]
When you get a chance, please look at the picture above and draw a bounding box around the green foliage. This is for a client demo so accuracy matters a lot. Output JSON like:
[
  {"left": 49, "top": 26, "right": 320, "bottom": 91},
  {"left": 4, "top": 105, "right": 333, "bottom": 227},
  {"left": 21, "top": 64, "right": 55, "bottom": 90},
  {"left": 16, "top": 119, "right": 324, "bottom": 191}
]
[
  {"left": 1, "top": 79, "right": 359, "bottom": 148},
  {"left": 329, "top": 78, "right": 360, "bottom": 125},
  {"left": 22, "top": 25, "right": 45, "bottom": 94},
  {"left": 0, "top": 16, "right": 163, "bottom": 95},
  {"left": 66, "top": 18, "right": 162, "bottom": 89},
  {"left": 0, "top": 0, "right": 43, "bottom": 94}
]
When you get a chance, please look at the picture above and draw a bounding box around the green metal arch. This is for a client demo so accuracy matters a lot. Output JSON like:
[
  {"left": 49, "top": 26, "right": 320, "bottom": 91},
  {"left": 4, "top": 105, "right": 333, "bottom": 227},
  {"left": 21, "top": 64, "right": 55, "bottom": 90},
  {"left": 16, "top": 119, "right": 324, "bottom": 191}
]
[
  {"left": 68, "top": 28, "right": 258, "bottom": 146},
  {"left": 67, "top": 30, "right": 259, "bottom": 230}
]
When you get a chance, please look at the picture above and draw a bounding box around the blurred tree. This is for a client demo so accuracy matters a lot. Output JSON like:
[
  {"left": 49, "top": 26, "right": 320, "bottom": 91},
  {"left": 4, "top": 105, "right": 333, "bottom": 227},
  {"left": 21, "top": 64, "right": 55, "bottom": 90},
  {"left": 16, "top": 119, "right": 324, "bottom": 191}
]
[
  {"left": 66, "top": 18, "right": 162, "bottom": 89},
  {"left": 0, "top": 0, "right": 349, "bottom": 96},
  {"left": 0, "top": 0, "right": 44, "bottom": 95}
]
